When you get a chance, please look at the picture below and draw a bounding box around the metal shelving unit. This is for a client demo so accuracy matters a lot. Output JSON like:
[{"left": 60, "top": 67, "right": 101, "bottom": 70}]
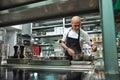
[
  {"left": 31, "top": 15, "right": 102, "bottom": 53},
  {"left": 31, "top": 18, "right": 64, "bottom": 54}
]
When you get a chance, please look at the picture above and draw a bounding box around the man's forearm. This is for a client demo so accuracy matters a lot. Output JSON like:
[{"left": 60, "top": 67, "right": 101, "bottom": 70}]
[{"left": 60, "top": 41, "right": 68, "bottom": 50}]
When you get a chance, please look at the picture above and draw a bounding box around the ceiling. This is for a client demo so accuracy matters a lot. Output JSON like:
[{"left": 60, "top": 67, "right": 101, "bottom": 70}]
[{"left": 0, "top": 0, "right": 99, "bottom": 27}]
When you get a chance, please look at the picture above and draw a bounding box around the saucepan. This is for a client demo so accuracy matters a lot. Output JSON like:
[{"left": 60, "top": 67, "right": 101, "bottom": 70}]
[
  {"left": 72, "top": 53, "right": 83, "bottom": 61},
  {"left": 72, "top": 53, "right": 94, "bottom": 61}
]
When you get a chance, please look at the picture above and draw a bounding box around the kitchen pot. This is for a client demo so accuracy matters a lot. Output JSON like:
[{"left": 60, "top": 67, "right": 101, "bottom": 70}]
[{"left": 72, "top": 53, "right": 94, "bottom": 61}]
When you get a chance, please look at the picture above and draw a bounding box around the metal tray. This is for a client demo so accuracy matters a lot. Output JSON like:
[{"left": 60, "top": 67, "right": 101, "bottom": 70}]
[
  {"left": 71, "top": 61, "right": 92, "bottom": 65},
  {"left": 29, "top": 60, "right": 70, "bottom": 66},
  {"left": 7, "top": 58, "right": 31, "bottom": 64}
]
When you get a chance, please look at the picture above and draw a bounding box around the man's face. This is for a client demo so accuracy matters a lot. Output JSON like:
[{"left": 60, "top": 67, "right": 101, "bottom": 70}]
[{"left": 71, "top": 22, "right": 81, "bottom": 31}]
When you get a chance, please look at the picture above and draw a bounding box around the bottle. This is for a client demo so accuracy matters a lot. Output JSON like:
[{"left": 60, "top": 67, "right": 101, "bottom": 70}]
[
  {"left": 99, "top": 45, "right": 103, "bottom": 58},
  {"left": 19, "top": 45, "right": 25, "bottom": 58},
  {"left": 13, "top": 45, "right": 19, "bottom": 58}
]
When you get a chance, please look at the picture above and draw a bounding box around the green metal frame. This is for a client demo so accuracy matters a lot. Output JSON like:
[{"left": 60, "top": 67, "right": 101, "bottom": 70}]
[
  {"left": 114, "top": 0, "right": 120, "bottom": 10},
  {"left": 99, "top": 0, "right": 119, "bottom": 74}
]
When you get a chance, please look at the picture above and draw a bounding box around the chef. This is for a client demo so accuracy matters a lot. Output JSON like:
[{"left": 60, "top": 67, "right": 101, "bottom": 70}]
[{"left": 60, "top": 16, "right": 97, "bottom": 61}]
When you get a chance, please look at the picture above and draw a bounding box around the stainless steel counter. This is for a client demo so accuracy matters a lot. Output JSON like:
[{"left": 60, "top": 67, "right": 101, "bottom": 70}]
[
  {"left": 1, "top": 64, "right": 95, "bottom": 72},
  {"left": 1, "top": 63, "right": 120, "bottom": 80}
]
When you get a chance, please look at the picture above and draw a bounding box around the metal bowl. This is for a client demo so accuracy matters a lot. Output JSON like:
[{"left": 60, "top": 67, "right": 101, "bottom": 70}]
[
  {"left": 72, "top": 54, "right": 94, "bottom": 61},
  {"left": 72, "top": 54, "right": 83, "bottom": 61}
]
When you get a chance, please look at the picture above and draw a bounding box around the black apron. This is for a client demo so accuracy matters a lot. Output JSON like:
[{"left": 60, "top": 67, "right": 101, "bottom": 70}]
[{"left": 65, "top": 29, "right": 82, "bottom": 60}]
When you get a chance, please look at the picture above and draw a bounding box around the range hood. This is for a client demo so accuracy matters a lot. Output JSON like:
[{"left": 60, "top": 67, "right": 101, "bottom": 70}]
[
  {"left": 0, "top": 0, "right": 45, "bottom": 10},
  {"left": 0, "top": 0, "right": 99, "bottom": 27}
]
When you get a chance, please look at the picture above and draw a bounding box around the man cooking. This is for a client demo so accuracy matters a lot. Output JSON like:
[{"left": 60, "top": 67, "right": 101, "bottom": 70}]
[{"left": 60, "top": 16, "right": 97, "bottom": 61}]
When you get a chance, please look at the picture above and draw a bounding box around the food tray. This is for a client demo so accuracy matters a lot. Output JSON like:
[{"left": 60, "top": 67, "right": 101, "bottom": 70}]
[
  {"left": 7, "top": 58, "right": 31, "bottom": 64},
  {"left": 71, "top": 61, "right": 91, "bottom": 65},
  {"left": 29, "top": 60, "right": 70, "bottom": 66}
]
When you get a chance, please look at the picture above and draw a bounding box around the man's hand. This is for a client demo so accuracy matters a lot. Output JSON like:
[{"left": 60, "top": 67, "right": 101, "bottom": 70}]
[
  {"left": 66, "top": 47, "right": 75, "bottom": 56},
  {"left": 91, "top": 44, "right": 97, "bottom": 52}
]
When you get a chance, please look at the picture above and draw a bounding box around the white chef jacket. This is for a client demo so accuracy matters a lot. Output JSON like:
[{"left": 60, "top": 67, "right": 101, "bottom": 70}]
[{"left": 61, "top": 27, "right": 93, "bottom": 48}]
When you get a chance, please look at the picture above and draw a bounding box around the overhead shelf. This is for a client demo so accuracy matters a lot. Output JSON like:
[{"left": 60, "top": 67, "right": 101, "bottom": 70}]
[
  {"left": 0, "top": 0, "right": 99, "bottom": 27},
  {"left": 0, "top": 0, "right": 45, "bottom": 10}
]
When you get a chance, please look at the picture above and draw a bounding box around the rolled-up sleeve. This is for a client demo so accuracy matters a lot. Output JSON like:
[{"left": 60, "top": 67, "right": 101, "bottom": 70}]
[
  {"left": 61, "top": 32, "right": 67, "bottom": 42},
  {"left": 81, "top": 31, "right": 93, "bottom": 46},
  {"left": 61, "top": 28, "right": 70, "bottom": 42},
  {"left": 84, "top": 34, "right": 93, "bottom": 45}
]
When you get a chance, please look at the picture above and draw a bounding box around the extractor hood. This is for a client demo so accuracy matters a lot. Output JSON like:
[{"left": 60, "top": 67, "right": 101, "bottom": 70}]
[
  {"left": 0, "top": 0, "right": 45, "bottom": 10},
  {"left": 0, "top": 0, "right": 99, "bottom": 27}
]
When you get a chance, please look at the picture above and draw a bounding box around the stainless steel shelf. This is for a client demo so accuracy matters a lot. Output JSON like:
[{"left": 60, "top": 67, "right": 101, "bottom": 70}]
[
  {"left": 87, "top": 31, "right": 102, "bottom": 34},
  {"left": 40, "top": 44, "right": 53, "bottom": 46},
  {"left": 32, "top": 34, "right": 62, "bottom": 38},
  {"left": 32, "top": 24, "right": 63, "bottom": 30},
  {"left": 42, "top": 49, "right": 54, "bottom": 51}
]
